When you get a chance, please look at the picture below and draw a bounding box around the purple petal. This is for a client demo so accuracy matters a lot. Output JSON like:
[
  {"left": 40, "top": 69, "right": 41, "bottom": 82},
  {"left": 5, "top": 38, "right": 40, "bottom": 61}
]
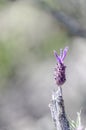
[
  {"left": 54, "top": 50, "right": 61, "bottom": 63},
  {"left": 61, "top": 47, "right": 68, "bottom": 61},
  {"left": 60, "top": 48, "right": 63, "bottom": 58}
]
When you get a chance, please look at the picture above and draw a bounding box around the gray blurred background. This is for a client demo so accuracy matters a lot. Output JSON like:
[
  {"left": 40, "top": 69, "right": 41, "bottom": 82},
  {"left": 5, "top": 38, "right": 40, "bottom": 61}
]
[{"left": 0, "top": 0, "right": 86, "bottom": 129}]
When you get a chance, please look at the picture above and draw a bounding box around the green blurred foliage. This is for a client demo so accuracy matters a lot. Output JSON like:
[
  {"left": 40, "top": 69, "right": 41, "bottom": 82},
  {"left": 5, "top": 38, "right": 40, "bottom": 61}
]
[
  {"left": 0, "top": 41, "right": 12, "bottom": 78},
  {"left": 0, "top": 0, "right": 8, "bottom": 8},
  {"left": 31, "top": 31, "right": 69, "bottom": 60},
  {"left": 0, "top": 35, "right": 25, "bottom": 78},
  {"left": 40, "top": 0, "right": 60, "bottom": 10}
]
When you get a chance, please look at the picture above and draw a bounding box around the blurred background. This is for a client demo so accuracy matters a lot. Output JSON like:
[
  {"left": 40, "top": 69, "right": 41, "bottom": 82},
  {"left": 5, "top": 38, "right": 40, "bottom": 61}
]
[{"left": 0, "top": 0, "right": 86, "bottom": 129}]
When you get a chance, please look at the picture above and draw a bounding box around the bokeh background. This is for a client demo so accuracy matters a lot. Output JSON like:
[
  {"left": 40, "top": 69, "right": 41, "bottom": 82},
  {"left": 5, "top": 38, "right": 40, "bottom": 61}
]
[{"left": 0, "top": 0, "right": 86, "bottom": 129}]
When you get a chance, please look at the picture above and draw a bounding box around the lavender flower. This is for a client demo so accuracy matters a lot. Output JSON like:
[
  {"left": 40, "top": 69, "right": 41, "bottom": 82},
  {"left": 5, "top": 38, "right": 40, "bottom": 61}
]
[
  {"left": 54, "top": 47, "right": 68, "bottom": 86},
  {"left": 49, "top": 46, "right": 70, "bottom": 130}
]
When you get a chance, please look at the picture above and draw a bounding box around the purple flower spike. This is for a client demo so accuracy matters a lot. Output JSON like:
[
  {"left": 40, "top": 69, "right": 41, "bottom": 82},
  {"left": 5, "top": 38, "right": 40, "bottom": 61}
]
[{"left": 54, "top": 47, "right": 68, "bottom": 86}]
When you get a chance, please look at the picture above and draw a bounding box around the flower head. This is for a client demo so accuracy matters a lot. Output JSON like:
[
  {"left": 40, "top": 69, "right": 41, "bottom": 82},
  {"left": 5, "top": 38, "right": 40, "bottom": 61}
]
[{"left": 54, "top": 47, "right": 68, "bottom": 86}]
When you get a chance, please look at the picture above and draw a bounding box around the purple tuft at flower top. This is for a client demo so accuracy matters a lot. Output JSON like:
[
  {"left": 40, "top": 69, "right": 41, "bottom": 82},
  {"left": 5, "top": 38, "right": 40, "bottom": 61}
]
[{"left": 54, "top": 47, "right": 68, "bottom": 86}]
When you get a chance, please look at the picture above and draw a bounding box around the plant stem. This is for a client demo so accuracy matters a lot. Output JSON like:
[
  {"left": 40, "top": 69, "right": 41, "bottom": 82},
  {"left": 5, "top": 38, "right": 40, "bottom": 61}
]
[{"left": 49, "top": 86, "right": 70, "bottom": 130}]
